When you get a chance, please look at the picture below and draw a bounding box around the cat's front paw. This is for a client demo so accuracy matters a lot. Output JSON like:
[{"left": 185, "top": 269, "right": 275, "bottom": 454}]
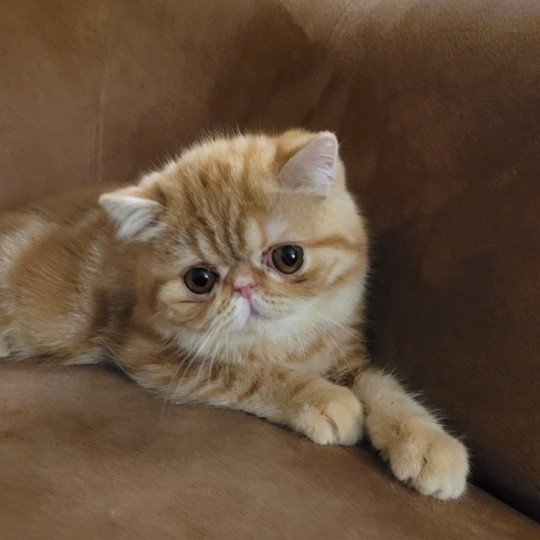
[
  {"left": 292, "top": 384, "right": 363, "bottom": 445},
  {"left": 384, "top": 422, "right": 469, "bottom": 500}
]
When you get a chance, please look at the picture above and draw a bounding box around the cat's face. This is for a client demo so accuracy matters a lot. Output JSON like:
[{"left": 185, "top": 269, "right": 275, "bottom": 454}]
[{"left": 101, "top": 130, "right": 368, "bottom": 358}]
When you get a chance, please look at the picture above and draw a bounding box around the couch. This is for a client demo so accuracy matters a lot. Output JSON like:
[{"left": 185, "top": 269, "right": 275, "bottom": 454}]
[{"left": 1, "top": 1, "right": 539, "bottom": 537}]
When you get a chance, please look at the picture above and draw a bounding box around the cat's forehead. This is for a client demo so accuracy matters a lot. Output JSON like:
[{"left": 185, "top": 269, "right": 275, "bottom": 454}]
[
  {"left": 161, "top": 133, "right": 339, "bottom": 265},
  {"left": 181, "top": 136, "right": 278, "bottom": 186},
  {"left": 178, "top": 212, "right": 289, "bottom": 268},
  {"left": 164, "top": 145, "right": 275, "bottom": 223}
]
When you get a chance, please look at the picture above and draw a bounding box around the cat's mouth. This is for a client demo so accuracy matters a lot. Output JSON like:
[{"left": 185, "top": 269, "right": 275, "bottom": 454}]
[
  {"left": 237, "top": 297, "right": 267, "bottom": 328},
  {"left": 240, "top": 295, "right": 297, "bottom": 325},
  {"left": 236, "top": 295, "right": 295, "bottom": 330}
]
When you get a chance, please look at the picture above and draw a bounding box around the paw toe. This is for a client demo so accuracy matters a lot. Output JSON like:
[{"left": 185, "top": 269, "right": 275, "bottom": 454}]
[
  {"left": 388, "top": 427, "right": 469, "bottom": 500},
  {"left": 296, "top": 387, "right": 364, "bottom": 445}
]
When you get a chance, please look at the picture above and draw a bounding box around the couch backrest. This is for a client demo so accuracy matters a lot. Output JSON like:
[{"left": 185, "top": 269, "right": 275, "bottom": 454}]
[{"left": 1, "top": 0, "right": 538, "bottom": 520}]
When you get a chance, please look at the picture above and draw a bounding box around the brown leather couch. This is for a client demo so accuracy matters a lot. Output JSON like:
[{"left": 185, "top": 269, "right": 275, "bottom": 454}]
[{"left": 1, "top": 1, "right": 539, "bottom": 537}]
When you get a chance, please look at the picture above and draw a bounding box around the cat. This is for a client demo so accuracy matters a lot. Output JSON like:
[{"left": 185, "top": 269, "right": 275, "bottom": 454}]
[{"left": 0, "top": 129, "right": 468, "bottom": 499}]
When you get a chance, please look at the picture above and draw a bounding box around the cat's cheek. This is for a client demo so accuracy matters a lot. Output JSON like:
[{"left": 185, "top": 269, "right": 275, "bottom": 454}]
[
  {"left": 153, "top": 281, "right": 213, "bottom": 329},
  {"left": 156, "top": 280, "right": 189, "bottom": 306}
]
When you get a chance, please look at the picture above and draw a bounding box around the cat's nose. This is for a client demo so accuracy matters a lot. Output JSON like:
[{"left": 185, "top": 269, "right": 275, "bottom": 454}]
[
  {"left": 235, "top": 283, "right": 256, "bottom": 299},
  {"left": 233, "top": 272, "right": 257, "bottom": 299}
]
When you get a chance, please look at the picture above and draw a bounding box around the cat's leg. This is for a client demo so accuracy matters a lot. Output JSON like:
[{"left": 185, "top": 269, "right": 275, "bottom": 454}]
[
  {"left": 327, "top": 353, "right": 469, "bottom": 500},
  {"left": 116, "top": 335, "right": 363, "bottom": 445}
]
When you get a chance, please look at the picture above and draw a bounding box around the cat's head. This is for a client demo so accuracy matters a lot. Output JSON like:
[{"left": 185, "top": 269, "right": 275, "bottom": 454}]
[{"left": 100, "top": 130, "right": 368, "bottom": 358}]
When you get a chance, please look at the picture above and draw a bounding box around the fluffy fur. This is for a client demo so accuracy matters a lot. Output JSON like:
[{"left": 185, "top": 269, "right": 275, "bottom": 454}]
[{"left": 0, "top": 129, "right": 468, "bottom": 499}]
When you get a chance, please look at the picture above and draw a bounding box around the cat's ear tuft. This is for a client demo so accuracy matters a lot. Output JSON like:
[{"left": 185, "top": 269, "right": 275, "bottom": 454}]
[
  {"left": 99, "top": 187, "right": 165, "bottom": 242},
  {"left": 277, "top": 132, "right": 338, "bottom": 197}
]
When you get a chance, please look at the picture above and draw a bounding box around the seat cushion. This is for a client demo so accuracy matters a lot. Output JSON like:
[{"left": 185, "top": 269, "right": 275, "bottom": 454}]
[{"left": 0, "top": 364, "right": 538, "bottom": 538}]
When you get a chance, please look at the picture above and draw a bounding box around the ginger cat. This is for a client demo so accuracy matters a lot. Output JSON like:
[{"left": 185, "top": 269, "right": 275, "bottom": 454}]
[{"left": 0, "top": 130, "right": 468, "bottom": 499}]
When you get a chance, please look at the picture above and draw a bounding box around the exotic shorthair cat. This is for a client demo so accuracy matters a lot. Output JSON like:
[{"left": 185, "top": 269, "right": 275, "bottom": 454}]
[{"left": 0, "top": 130, "right": 468, "bottom": 499}]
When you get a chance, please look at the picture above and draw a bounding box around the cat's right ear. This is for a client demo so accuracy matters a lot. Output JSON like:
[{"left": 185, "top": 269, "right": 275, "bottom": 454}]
[
  {"left": 99, "top": 185, "right": 165, "bottom": 242},
  {"left": 277, "top": 132, "right": 339, "bottom": 198}
]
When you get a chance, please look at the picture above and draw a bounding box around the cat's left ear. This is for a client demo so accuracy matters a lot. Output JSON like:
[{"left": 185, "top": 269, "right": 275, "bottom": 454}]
[
  {"left": 277, "top": 132, "right": 338, "bottom": 197},
  {"left": 99, "top": 184, "right": 165, "bottom": 242}
]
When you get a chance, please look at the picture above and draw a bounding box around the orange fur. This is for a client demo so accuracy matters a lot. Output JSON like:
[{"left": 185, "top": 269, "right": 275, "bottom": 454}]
[{"left": 0, "top": 130, "right": 468, "bottom": 499}]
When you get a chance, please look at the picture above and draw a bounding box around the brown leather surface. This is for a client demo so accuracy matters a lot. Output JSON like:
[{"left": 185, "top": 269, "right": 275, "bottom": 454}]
[
  {"left": 1, "top": 364, "right": 538, "bottom": 539},
  {"left": 1, "top": 0, "right": 539, "bottom": 528}
]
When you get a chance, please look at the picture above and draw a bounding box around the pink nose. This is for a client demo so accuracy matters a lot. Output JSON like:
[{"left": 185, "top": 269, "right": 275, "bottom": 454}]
[{"left": 236, "top": 283, "right": 256, "bottom": 299}]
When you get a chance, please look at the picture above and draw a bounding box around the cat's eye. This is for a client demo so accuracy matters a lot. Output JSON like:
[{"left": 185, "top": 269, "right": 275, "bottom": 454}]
[
  {"left": 184, "top": 267, "right": 219, "bottom": 294},
  {"left": 270, "top": 245, "right": 304, "bottom": 275}
]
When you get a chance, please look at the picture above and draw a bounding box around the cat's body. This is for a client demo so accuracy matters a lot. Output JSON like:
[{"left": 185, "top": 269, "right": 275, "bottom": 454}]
[{"left": 0, "top": 130, "right": 468, "bottom": 499}]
